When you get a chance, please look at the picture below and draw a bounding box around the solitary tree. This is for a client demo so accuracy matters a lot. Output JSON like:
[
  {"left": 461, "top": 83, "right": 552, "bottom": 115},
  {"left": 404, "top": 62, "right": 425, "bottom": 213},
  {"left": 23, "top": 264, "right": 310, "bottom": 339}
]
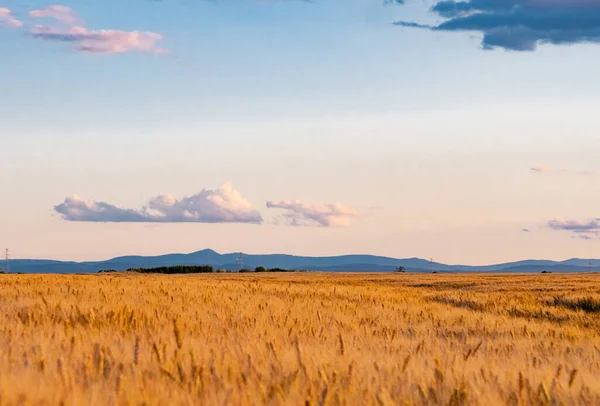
[{"left": 396, "top": 266, "right": 406, "bottom": 273}]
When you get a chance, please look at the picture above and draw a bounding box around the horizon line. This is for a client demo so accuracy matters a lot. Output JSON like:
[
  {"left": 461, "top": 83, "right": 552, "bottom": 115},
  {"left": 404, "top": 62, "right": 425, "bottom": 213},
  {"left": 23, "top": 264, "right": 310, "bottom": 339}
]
[{"left": 8, "top": 248, "right": 599, "bottom": 268}]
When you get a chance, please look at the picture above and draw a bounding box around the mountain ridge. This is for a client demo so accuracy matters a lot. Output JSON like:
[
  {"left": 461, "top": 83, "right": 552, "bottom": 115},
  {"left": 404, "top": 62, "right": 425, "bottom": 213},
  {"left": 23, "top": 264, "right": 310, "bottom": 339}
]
[{"left": 3, "top": 249, "right": 599, "bottom": 274}]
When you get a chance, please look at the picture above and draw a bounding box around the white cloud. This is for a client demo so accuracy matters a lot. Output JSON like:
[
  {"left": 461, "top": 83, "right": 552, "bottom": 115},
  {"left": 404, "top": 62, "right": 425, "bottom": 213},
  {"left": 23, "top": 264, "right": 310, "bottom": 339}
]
[
  {"left": 0, "top": 8, "right": 23, "bottom": 28},
  {"left": 54, "top": 183, "right": 263, "bottom": 224},
  {"left": 266, "top": 200, "right": 359, "bottom": 227}
]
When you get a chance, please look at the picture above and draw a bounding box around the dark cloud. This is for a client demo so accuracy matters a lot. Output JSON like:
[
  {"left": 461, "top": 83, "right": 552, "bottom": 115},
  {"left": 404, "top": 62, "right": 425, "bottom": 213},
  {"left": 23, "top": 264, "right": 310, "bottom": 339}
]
[
  {"left": 395, "top": 0, "right": 600, "bottom": 51},
  {"left": 54, "top": 183, "right": 263, "bottom": 224}
]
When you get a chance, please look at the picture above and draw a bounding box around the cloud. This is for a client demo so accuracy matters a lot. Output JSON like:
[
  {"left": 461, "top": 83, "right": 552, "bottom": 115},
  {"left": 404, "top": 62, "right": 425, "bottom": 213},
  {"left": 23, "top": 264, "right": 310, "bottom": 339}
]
[
  {"left": 29, "top": 5, "right": 83, "bottom": 26},
  {"left": 395, "top": 0, "right": 600, "bottom": 51},
  {"left": 24, "top": 5, "right": 166, "bottom": 54},
  {"left": 266, "top": 200, "right": 359, "bottom": 227},
  {"left": 530, "top": 166, "right": 599, "bottom": 176},
  {"left": 54, "top": 183, "right": 263, "bottom": 224},
  {"left": 548, "top": 217, "right": 600, "bottom": 239},
  {"left": 31, "top": 25, "right": 166, "bottom": 54},
  {"left": 0, "top": 8, "right": 23, "bottom": 27}
]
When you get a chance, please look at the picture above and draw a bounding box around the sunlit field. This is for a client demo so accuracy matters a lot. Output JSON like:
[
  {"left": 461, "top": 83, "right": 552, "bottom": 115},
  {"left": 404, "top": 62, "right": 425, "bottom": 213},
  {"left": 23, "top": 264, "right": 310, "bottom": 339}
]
[{"left": 1, "top": 273, "right": 599, "bottom": 405}]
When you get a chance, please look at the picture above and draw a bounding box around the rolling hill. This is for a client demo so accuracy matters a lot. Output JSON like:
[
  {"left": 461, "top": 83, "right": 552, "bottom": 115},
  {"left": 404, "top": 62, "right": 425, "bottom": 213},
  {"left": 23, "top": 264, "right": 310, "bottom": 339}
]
[{"left": 3, "top": 249, "right": 599, "bottom": 274}]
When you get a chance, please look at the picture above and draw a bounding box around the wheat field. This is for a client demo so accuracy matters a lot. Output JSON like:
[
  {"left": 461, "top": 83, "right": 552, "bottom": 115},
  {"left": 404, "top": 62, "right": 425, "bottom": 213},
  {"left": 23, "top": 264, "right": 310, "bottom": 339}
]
[{"left": 1, "top": 273, "right": 599, "bottom": 405}]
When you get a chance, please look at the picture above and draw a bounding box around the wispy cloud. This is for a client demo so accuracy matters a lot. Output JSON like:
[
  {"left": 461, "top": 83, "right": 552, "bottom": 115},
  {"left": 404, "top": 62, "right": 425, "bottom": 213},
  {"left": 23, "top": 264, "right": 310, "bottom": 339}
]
[
  {"left": 0, "top": 8, "right": 23, "bottom": 27},
  {"left": 29, "top": 5, "right": 83, "bottom": 26},
  {"left": 30, "top": 25, "right": 166, "bottom": 54},
  {"left": 395, "top": 0, "right": 600, "bottom": 51},
  {"left": 266, "top": 200, "right": 359, "bottom": 227},
  {"left": 530, "top": 166, "right": 599, "bottom": 176},
  {"left": 19, "top": 5, "right": 166, "bottom": 54},
  {"left": 548, "top": 217, "right": 600, "bottom": 240},
  {"left": 54, "top": 183, "right": 263, "bottom": 224},
  {"left": 530, "top": 166, "right": 551, "bottom": 174}
]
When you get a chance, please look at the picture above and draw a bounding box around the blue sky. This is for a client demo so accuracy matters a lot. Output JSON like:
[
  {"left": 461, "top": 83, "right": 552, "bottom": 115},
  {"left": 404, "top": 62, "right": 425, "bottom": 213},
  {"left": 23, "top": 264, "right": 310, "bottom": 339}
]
[{"left": 1, "top": 0, "right": 599, "bottom": 264}]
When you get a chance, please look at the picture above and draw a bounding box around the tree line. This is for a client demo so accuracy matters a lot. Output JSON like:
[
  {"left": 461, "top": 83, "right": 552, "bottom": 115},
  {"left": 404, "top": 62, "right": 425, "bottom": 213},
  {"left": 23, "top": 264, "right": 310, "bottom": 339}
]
[{"left": 98, "top": 265, "right": 303, "bottom": 274}]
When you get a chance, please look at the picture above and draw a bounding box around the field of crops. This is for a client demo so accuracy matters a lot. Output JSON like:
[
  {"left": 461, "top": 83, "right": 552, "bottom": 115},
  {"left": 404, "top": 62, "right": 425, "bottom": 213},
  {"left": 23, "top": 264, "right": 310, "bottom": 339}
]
[{"left": 1, "top": 273, "right": 599, "bottom": 405}]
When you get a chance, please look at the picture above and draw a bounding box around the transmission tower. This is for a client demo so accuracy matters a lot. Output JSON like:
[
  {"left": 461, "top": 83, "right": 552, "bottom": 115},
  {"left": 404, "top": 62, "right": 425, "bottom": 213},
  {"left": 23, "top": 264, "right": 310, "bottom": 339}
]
[
  {"left": 589, "top": 263, "right": 593, "bottom": 273},
  {"left": 4, "top": 249, "right": 9, "bottom": 274},
  {"left": 236, "top": 252, "right": 244, "bottom": 271},
  {"left": 429, "top": 257, "right": 434, "bottom": 273}
]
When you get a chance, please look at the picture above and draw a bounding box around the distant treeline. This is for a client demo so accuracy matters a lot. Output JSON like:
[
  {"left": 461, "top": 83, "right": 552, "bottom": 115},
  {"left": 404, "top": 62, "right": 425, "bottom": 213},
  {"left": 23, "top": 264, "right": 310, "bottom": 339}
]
[
  {"left": 126, "top": 265, "right": 214, "bottom": 274},
  {"left": 98, "top": 265, "right": 304, "bottom": 274},
  {"left": 241, "top": 267, "right": 304, "bottom": 273}
]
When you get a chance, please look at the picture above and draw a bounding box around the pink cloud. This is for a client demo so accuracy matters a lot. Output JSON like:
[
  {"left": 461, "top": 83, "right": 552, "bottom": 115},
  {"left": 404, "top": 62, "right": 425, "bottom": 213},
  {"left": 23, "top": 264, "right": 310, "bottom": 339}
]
[
  {"left": 267, "top": 200, "right": 359, "bottom": 227},
  {"left": 29, "top": 5, "right": 83, "bottom": 26},
  {"left": 31, "top": 25, "right": 166, "bottom": 54},
  {"left": 25, "top": 5, "right": 166, "bottom": 55},
  {"left": 0, "top": 8, "right": 23, "bottom": 27}
]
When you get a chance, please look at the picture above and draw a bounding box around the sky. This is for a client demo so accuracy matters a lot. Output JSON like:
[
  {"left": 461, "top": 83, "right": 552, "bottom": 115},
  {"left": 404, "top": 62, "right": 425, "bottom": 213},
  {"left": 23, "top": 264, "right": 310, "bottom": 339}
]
[{"left": 1, "top": 0, "right": 599, "bottom": 265}]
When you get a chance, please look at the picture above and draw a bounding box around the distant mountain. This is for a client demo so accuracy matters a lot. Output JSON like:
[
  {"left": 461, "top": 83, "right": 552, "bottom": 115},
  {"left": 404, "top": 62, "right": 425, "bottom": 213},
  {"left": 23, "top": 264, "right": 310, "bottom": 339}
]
[
  {"left": 559, "top": 258, "right": 600, "bottom": 267},
  {"left": 4, "top": 249, "right": 599, "bottom": 274}
]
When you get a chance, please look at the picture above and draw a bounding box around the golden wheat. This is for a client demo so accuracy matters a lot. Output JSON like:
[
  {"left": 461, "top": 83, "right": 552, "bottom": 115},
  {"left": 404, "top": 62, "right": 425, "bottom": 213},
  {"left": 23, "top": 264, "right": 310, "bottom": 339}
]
[{"left": 0, "top": 273, "right": 599, "bottom": 405}]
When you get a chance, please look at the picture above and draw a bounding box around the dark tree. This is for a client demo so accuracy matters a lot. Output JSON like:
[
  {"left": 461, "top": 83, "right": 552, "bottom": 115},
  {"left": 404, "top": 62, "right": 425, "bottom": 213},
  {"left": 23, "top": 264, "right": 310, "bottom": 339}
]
[{"left": 127, "top": 265, "right": 214, "bottom": 274}]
